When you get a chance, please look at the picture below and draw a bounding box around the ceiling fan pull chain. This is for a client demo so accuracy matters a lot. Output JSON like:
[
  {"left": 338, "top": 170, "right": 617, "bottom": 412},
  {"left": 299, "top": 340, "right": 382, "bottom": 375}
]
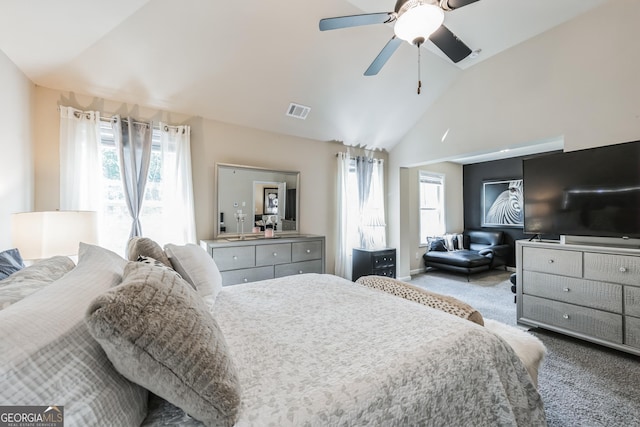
[{"left": 417, "top": 45, "right": 422, "bottom": 95}]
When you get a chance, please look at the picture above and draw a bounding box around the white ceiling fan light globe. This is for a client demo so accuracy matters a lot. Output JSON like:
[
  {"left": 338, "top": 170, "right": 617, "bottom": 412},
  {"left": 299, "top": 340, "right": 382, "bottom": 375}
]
[{"left": 394, "top": 4, "right": 444, "bottom": 45}]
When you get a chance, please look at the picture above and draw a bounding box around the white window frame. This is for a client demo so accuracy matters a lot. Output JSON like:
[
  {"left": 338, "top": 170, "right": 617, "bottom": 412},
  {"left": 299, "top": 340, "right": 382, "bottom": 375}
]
[{"left": 419, "top": 171, "right": 445, "bottom": 245}]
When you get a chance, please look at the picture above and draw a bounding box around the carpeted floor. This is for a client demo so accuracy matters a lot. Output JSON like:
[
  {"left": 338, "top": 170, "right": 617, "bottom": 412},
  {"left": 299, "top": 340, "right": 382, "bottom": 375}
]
[{"left": 409, "top": 269, "right": 640, "bottom": 427}]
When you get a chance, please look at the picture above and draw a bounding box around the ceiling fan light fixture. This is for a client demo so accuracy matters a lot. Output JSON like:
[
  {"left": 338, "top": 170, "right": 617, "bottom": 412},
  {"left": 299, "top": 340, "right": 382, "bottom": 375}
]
[{"left": 394, "top": 3, "right": 444, "bottom": 45}]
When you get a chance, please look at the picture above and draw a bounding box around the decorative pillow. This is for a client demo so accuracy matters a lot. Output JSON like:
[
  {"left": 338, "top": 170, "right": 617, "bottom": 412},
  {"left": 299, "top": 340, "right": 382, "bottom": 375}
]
[
  {"left": 427, "top": 237, "right": 447, "bottom": 252},
  {"left": 0, "top": 256, "right": 75, "bottom": 310},
  {"left": 0, "top": 243, "right": 148, "bottom": 426},
  {"left": 0, "top": 248, "right": 25, "bottom": 280},
  {"left": 136, "top": 255, "right": 185, "bottom": 280},
  {"left": 85, "top": 261, "right": 241, "bottom": 427},
  {"left": 164, "top": 243, "right": 223, "bottom": 302},
  {"left": 126, "top": 237, "right": 171, "bottom": 267},
  {"left": 355, "top": 275, "right": 484, "bottom": 326}
]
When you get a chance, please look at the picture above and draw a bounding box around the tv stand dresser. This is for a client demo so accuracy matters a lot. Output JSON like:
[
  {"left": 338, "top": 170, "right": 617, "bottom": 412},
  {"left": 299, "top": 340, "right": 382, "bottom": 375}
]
[{"left": 516, "top": 240, "right": 640, "bottom": 355}]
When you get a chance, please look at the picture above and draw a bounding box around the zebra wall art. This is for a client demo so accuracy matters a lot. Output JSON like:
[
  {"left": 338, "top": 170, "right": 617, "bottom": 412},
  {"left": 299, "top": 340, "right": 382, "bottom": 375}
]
[{"left": 482, "top": 179, "right": 524, "bottom": 227}]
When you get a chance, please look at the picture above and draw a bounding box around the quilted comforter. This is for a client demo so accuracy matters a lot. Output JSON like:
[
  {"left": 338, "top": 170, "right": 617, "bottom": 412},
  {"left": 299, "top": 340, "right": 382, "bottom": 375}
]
[{"left": 144, "top": 273, "right": 546, "bottom": 426}]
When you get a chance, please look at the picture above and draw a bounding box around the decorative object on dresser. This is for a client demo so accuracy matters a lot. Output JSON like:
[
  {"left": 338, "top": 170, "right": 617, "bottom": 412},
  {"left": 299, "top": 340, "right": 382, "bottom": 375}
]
[
  {"left": 200, "top": 235, "right": 325, "bottom": 286},
  {"left": 516, "top": 239, "right": 640, "bottom": 355},
  {"left": 352, "top": 248, "right": 396, "bottom": 281}
]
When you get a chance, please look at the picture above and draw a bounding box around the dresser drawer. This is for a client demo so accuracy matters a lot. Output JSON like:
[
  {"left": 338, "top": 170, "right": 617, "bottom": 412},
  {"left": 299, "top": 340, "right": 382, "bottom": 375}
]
[
  {"left": 625, "top": 316, "right": 640, "bottom": 349},
  {"left": 625, "top": 286, "right": 640, "bottom": 317},
  {"left": 256, "top": 243, "right": 292, "bottom": 266},
  {"left": 275, "top": 260, "right": 323, "bottom": 277},
  {"left": 522, "top": 295, "right": 623, "bottom": 343},
  {"left": 211, "top": 246, "right": 255, "bottom": 271},
  {"left": 372, "top": 251, "right": 396, "bottom": 269},
  {"left": 221, "top": 266, "right": 273, "bottom": 286},
  {"left": 522, "top": 247, "right": 582, "bottom": 277},
  {"left": 292, "top": 240, "right": 323, "bottom": 262},
  {"left": 522, "top": 271, "right": 622, "bottom": 312},
  {"left": 583, "top": 252, "right": 640, "bottom": 286}
]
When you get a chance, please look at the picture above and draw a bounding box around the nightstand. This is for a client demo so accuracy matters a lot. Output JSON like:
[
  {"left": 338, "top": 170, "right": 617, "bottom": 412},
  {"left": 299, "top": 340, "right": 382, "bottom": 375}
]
[{"left": 352, "top": 248, "right": 396, "bottom": 281}]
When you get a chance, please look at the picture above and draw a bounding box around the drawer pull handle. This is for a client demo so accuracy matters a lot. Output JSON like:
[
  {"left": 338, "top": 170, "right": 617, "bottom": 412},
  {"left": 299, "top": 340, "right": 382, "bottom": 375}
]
[
  {"left": 619, "top": 267, "right": 627, "bottom": 273},
  {"left": 243, "top": 278, "right": 248, "bottom": 283},
  {"left": 306, "top": 249, "right": 311, "bottom": 254},
  {"left": 548, "top": 259, "right": 554, "bottom": 264},
  {"left": 232, "top": 256, "right": 238, "bottom": 260},
  {"left": 563, "top": 287, "right": 570, "bottom": 292},
  {"left": 273, "top": 252, "right": 277, "bottom": 257},
  {"left": 562, "top": 314, "right": 570, "bottom": 320},
  {"left": 298, "top": 270, "right": 303, "bottom": 274}
]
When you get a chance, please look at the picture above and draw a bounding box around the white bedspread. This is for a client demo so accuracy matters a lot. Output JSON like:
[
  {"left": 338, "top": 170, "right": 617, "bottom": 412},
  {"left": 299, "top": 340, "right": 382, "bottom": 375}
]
[{"left": 203, "top": 273, "right": 546, "bottom": 426}]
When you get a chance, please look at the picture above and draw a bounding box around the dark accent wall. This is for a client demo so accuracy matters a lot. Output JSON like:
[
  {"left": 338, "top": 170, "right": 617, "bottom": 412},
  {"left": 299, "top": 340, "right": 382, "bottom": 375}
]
[{"left": 463, "top": 152, "right": 561, "bottom": 267}]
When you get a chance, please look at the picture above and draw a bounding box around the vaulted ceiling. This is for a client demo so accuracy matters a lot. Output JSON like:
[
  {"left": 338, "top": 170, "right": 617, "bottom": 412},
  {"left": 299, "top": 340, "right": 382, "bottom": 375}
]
[{"left": 0, "top": 0, "right": 609, "bottom": 151}]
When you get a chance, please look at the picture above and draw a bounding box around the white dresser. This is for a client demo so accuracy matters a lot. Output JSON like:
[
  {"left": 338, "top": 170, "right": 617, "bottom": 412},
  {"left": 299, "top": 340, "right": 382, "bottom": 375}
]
[
  {"left": 200, "top": 235, "right": 325, "bottom": 286},
  {"left": 516, "top": 240, "right": 640, "bottom": 355}
]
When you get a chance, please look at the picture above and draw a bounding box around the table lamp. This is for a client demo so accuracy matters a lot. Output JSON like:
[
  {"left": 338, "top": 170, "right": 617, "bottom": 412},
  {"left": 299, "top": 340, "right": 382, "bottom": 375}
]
[{"left": 11, "top": 211, "right": 98, "bottom": 260}]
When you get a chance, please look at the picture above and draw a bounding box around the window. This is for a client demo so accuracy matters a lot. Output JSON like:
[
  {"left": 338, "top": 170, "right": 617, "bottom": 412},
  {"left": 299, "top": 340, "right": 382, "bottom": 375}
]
[
  {"left": 98, "top": 122, "right": 166, "bottom": 255},
  {"left": 419, "top": 171, "right": 445, "bottom": 245}
]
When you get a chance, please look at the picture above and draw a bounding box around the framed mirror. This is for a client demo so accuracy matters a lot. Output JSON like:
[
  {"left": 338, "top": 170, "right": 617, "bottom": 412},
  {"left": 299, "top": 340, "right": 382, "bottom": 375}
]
[{"left": 215, "top": 163, "right": 299, "bottom": 238}]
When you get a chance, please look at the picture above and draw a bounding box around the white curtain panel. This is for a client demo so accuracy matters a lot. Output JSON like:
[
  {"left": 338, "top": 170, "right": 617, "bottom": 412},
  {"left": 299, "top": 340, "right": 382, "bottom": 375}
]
[
  {"left": 59, "top": 107, "right": 102, "bottom": 211},
  {"left": 155, "top": 123, "right": 197, "bottom": 245},
  {"left": 361, "top": 159, "right": 386, "bottom": 249}
]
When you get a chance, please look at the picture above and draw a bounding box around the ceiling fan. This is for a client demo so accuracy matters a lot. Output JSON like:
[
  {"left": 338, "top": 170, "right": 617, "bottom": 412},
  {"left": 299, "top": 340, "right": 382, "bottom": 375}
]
[{"left": 319, "top": 0, "right": 480, "bottom": 76}]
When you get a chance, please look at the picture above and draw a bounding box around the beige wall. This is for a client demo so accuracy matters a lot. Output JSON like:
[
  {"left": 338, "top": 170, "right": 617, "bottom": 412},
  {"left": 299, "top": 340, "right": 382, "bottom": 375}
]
[
  {"left": 406, "top": 162, "right": 463, "bottom": 275},
  {"left": 33, "top": 87, "right": 387, "bottom": 274},
  {"left": 0, "top": 49, "right": 35, "bottom": 249},
  {"left": 389, "top": 0, "right": 640, "bottom": 278}
]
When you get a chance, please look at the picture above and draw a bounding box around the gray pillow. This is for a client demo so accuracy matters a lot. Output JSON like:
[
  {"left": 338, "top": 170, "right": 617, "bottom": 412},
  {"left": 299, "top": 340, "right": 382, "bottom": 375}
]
[
  {"left": 85, "top": 261, "right": 241, "bottom": 427},
  {"left": 0, "top": 248, "right": 25, "bottom": 280},
  {"left": 164, "top": 243, "right": 223, "bottom": 303}
]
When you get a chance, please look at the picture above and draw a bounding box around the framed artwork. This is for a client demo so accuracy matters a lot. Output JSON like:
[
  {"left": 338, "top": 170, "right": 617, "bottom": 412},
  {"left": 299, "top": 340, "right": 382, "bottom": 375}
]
[
  {"left": 263, "top": 188, "right": 279, "bottom": 214},
  {"left": 482, "top": 179, "right": 524, "bottom": 227}
]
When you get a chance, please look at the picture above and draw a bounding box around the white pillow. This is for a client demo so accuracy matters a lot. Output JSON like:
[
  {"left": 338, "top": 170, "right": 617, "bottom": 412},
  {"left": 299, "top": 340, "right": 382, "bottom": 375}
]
[
  {"left": 0, "top": 243, "right": 147, "bottom": 426},
  {"left": 164, "top": 243, "right": 222, "bottom": 302}
]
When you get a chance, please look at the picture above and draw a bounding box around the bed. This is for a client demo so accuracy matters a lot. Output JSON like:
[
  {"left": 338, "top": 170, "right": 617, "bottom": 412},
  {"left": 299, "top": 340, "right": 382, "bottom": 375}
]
[{"left": 0, "top": 242, "right": 546, "bottom": 426}]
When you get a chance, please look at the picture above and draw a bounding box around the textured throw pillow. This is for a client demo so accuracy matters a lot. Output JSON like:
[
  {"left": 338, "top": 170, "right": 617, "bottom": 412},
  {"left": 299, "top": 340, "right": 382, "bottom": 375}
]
[
  {"left": 0, "top": 248, "right": 25, "bottom": 280},
  {"left": 126, "top": 237, "right": 172, "bottom": 267},
  {"left": 356, "top": 275, "right": 484, "bottom": 326},
  {"left": 164, "top": 243, "right": 223, "bottom": 302},
  {"left": 0, "top": 256, "right": 75, "bottom": 310},
  {"left": 85, "top": 261, "right": 241, "bottom": 427},
  {"left": 427, "top": 237, "right": 447, "bottom": 252},
  {"left": 135, "top": 255, "right": 186, "bottom": 281},
  {"left": 0, "top": 243, "right": 148, "bottom": 426}
]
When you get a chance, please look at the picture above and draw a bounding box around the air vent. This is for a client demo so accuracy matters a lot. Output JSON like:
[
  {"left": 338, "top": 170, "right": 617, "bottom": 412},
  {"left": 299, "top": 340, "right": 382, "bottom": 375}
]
[{"left": 286, "top": 103, "right": 311, "bottom": 120}]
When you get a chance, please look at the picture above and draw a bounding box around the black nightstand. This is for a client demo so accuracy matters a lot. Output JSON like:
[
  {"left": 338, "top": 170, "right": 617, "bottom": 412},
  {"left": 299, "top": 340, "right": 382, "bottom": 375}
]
[{"left": 352, "top": 248, "right": 396, "bottom": 281}]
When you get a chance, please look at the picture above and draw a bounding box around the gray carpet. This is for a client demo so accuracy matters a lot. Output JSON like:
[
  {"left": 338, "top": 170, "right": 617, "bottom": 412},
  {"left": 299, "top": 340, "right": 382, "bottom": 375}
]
[{"left": 409, "top": 270, "right": 640, "bottom": 427}]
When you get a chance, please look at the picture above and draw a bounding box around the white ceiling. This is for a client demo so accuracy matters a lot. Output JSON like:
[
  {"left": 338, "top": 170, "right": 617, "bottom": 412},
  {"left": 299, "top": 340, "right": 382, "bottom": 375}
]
[{"left": 0, "top": 0, "right": 609, "bottom": 152}]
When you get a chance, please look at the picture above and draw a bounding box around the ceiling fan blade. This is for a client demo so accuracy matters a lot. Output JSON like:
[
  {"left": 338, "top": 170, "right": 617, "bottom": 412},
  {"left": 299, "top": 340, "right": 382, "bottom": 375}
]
[
  {"left": 441, "top": 0, "right": 480, "bottom": 10},
  {"left": 429, "top": 25, "right": 472, "bottom": 63},
  {"left": 364, "top": 36, "right": 403, "bottom": 76},
  {"left": 319, "top": 12, "right": 395, "bottom": 31}
]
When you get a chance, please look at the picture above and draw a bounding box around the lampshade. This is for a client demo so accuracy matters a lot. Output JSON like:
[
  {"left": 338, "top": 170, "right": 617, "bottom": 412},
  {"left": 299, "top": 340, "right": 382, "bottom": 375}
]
[
  {"left": 11, "top": 211, "right": 98, "bottom": 260},
  {"left": 394, "top": 3, "right": 444, "bottom": 45}
]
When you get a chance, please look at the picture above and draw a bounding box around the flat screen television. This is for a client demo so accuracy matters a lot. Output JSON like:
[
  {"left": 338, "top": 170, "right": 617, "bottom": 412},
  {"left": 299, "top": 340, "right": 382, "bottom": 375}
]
[{"left": 523, "top": 140, "right": 640, "bottom": 239}]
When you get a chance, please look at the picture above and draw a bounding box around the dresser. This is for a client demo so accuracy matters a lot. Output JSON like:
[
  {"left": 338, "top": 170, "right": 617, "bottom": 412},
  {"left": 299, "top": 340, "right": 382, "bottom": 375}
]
[
  {"left": 352, "top": 248, "right": 396, "bottom": 281},
  {"left": 516, "top": 240, "right": 640, "bottom": 355},
  {"left": 200, "top": 235, "right": 325, "bottom": 286}
]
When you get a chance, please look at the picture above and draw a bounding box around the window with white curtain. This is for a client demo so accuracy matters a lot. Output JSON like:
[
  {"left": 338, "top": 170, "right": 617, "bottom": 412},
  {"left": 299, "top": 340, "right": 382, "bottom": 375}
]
[
  {"left": 98, "top": 121, "right": 194, "bottom": 254},
  {"left": 60, "top": 107, "right": 196, "bottom": 256},
  {"left": 419, "top": 171, "right": 445, "bottom": 245}
]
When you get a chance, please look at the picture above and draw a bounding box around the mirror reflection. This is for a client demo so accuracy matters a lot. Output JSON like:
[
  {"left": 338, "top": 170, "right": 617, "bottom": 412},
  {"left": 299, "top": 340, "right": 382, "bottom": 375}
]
[{"left": 216, "top": 163, "right": 299, "bottom": 238}]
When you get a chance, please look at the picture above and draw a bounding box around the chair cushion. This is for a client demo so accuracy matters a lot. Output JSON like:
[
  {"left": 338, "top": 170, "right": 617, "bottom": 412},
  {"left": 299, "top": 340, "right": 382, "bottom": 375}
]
[{"left": 423, "top": 249, "right": 492, "bottom": 268}]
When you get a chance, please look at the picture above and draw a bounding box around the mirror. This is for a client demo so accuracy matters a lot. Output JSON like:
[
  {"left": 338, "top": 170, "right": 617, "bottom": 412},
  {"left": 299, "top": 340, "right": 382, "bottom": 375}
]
[{"left": 215, "top": 163, "right": 299, "bottom": 238}]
